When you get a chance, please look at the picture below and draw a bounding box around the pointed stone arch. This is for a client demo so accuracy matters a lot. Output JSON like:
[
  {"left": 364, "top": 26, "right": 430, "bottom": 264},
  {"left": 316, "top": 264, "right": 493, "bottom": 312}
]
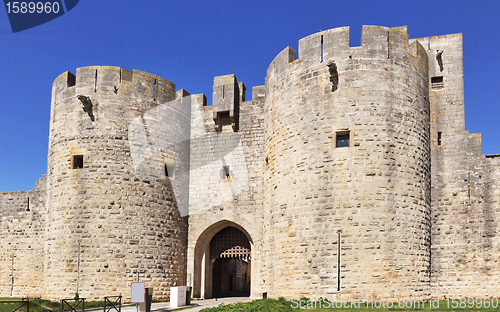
[{"left": 188, "top": 218, "right": 260, "bottom": 299}]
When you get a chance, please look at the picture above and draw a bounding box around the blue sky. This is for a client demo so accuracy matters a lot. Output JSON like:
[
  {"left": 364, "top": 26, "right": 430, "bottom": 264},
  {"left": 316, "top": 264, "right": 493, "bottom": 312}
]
[{"left": 0, "top": 0, "right": 499, "bottom": 192}]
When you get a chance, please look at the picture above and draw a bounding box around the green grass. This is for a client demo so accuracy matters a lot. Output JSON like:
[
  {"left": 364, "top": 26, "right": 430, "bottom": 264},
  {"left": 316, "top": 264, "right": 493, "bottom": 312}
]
[
  {"left": 200, "top": 298, "right": 294, "bottom": 312},
  {"left": 0, "top": 298, "right": 121, "bottom": 312},
  {"left": 200, "top": 298, "right": 500, "bottom": 312}
]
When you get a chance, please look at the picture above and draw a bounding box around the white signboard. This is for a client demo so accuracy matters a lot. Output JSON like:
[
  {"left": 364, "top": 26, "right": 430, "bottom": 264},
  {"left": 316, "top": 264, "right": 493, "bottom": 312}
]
[{"left": 131, "top": 282, "right": 145, "bottom": 303}]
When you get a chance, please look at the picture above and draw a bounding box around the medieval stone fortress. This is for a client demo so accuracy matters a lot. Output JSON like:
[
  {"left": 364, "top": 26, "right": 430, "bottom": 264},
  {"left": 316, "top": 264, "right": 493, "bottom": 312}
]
[{"left": 1, "top": 25, "right": 499, "bottom": 301}]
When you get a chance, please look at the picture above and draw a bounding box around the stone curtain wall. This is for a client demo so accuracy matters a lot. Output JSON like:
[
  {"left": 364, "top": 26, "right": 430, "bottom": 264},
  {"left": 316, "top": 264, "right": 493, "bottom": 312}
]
[
  {"left": 414, "top": 34, "right": 500, "bottom": 298},
  {"left": 1, "top": 26, "right": 499, "bottom": 302},
  {"left": 0, "top": 176, "right": 46, "bottom": 298},
  {"left": 186, "top": 77, "right": 265, "bottom": 299},
  {"left": 263, "top": 26, "right": 431, "bottom": 300}
]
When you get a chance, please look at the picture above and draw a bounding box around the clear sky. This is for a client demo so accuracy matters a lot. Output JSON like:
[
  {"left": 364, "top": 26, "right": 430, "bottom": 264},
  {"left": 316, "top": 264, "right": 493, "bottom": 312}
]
[{"left": 0, "top": 0, "right": 499, "bottom": 192}]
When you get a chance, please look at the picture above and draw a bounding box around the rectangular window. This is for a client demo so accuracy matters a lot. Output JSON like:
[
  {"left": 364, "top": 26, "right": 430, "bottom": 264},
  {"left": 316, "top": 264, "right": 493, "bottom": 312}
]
[
  {"left": 72, "top": 155, "right": 84, "bottom": 169},
  {"left": 336, "top": 132, "right": 350, "bottom": 148},
  {"left": 437, "top": 132, "right": 442, "bottom": 146},
  {"left": 431, "top": 76, "right": 443, "bottom": 90}
]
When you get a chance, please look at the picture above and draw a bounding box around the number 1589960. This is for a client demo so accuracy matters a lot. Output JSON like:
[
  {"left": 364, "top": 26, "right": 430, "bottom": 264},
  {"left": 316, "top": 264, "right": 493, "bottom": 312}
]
[{"left": 5, "top": 2, "right": 60, "bottom": 14}]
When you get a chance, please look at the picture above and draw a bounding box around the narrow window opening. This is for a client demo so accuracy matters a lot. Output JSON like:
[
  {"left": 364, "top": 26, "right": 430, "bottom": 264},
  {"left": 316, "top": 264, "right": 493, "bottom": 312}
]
[
  {"left": 337, "top": 230, "right": 341, "bottom": 291},
  {"left": 431, "top": 76, "right": 443, "bottom": 90},
  {"left": 26, "top": 197, "right": 30, "bottom": 212},
  {"left": 387, "top": 31, "right": 390, "bottom": 59},
  {"left": 223, "top": 166, "right": 230, "bottom": 179},
  {"left": 222, "top": 85, "right": 225, "bottom": 100},
  {"left": 154, "top": 79, "right": 157, "bottom": 101},
  {"left": 437, "top": 132, "right": 442, "bottom": 146},
  {"left": 320, "top": 35, "right": 324, "bottom": 62},
  {"left": 467, "top": 171, "right": 471, "bottom": 206},
  {"left": 94, "top": 70, "right": 98, "bottom": 92},
  {"left": 336, "top": 132, "right": 350, "bottom": 148},
  {"left": 72, "top": 155, "right": 84, "bottom": 169}
]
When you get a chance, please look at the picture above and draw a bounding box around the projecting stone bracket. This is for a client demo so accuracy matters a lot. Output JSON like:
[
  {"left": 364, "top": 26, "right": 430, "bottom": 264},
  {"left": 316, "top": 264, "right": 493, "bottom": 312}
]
[
  {"left": 327, "top": 60, "right": 338, "bottom": 92},
  {"left": 77, "top": 95, "right": 95, "bottom": 121},
  {"left": 213, "top": 110, "right": 236, "bottom": 132},
  {"left": 436, "top": 50, "right": 444, "bottom": 72}
]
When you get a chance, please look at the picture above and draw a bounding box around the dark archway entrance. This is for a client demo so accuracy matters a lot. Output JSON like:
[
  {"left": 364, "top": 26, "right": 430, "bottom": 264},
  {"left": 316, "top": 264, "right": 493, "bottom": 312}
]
[{"left": 210, "top": 226, "right": 251, "bottom": 298}]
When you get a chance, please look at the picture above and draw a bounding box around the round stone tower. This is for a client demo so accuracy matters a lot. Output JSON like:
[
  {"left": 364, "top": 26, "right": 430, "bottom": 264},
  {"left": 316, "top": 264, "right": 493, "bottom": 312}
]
[
  {"left": 45, "top": 66, "right": 188, "bottom": 300},
  {"left": 263, "top": 26, "right": 431, "bottom": 299}
]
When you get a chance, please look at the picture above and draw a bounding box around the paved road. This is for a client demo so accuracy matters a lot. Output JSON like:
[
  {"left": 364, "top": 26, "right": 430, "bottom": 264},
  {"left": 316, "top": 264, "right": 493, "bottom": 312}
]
[{"left": 117, "top": 297, "right": 251, "bottom": 312}]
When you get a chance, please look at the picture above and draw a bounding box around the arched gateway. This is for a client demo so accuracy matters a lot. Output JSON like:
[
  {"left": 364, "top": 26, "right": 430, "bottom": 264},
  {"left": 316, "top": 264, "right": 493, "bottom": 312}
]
[{"left": 191, "top": 221, "right": 254, "bottom": 299}]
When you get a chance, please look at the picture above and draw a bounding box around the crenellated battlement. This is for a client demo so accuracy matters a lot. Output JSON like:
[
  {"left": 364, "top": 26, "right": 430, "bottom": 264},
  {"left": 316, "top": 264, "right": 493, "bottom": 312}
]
[
  {"left": 4, "top": 25, "right": 499, "bottom": 302},
  {"left": 52, "top": 66, "right": 176, "bottom": 104},
  {"left": 211, "top": 74, "right": 244, "bottom": 132},
  {"left": 267, "top": 25, "right": 428, "bottom": 77}
]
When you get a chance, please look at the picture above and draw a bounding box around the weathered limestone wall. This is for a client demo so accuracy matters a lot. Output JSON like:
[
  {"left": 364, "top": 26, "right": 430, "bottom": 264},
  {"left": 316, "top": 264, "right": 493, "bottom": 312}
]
[
  {"left": 263, "top": 26, "right": 431, "bottom": 300},
  {"left": 44, "top": 67, "right": 187, "bottom": 300},
  {"left": 1, "top": 26, "right": 499, "bottom": 302},
  {"left": 414, "top": 34, "right": 500, "bottom": 297},
  {"left": 0, "top": 175, "right": 46, "bottom": 297},
  {"left": 186, "top": 76, "right": 265, "bottom": 298}
]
